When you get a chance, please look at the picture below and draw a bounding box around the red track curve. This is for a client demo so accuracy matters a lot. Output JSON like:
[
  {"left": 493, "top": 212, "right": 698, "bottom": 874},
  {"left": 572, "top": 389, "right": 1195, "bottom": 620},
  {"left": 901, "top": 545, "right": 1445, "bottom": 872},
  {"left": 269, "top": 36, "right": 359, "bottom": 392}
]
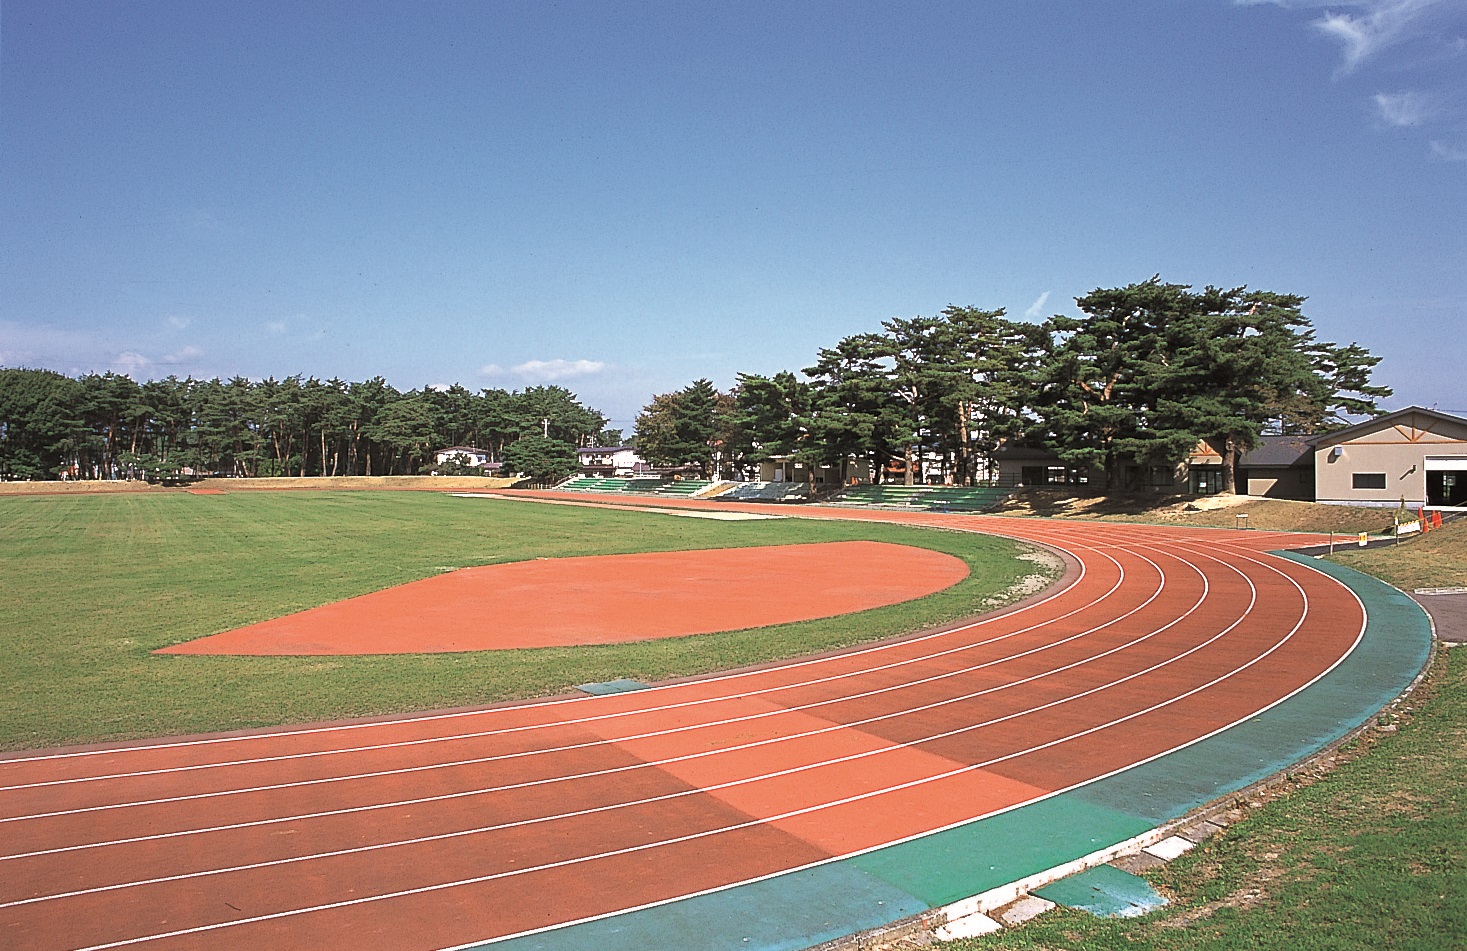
[{"left": 0, "top": 497, "right": 1361, "bottom": 951}]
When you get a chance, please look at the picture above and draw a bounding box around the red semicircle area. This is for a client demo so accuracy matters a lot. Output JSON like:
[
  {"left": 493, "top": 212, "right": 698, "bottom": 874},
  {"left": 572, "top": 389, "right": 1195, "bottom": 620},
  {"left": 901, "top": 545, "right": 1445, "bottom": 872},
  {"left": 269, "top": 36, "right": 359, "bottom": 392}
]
[{"left": 156, "top": 540, "right": 970, "bottom": 655}]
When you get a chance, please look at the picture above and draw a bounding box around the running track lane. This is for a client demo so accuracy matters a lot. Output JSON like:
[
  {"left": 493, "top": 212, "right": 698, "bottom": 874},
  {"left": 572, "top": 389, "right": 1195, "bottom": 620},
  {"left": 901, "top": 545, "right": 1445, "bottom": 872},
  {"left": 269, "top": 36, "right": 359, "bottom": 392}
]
[{"left": 0, "top": 501, "right": 1363, "bottom": 951}]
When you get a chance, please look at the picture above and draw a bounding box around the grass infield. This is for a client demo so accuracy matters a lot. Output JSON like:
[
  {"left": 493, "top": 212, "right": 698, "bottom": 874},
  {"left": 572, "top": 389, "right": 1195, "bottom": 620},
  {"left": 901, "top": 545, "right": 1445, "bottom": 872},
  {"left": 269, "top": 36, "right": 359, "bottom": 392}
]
[{"left": 0, "top": 490, "right": 1051, "bottom": 751}]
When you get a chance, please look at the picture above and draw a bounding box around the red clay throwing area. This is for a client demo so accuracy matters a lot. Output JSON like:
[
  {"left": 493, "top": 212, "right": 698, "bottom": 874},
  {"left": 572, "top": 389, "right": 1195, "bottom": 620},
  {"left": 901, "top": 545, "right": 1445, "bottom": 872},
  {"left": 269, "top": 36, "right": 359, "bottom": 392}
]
[{"left": 156, "top": 541, "right": 969, "bottom": 655}]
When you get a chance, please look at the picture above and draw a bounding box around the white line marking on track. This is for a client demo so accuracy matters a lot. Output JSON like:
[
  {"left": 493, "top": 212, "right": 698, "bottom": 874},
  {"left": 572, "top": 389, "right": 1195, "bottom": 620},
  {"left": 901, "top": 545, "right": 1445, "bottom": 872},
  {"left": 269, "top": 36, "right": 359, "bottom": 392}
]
[
  {"left": 0, "top": 539, "right": 1094, "bottom": 769},
  {"left": 61, "top": 546, "right": 1326, "bottom": 951},
  {"left": 7, "top": 544, "right": 1269, "bottom": 909},
  {"left": 0, "top": 546, "right": 1141, "bottom": 821}
]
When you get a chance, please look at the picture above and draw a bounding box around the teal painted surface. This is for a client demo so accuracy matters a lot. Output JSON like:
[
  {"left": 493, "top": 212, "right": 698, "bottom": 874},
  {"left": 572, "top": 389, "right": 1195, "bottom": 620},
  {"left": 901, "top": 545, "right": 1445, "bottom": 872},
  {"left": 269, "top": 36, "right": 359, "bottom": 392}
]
[
  {"left": 1034, "top": 864, "right": 1167, "bottom": 917},
  {"left": 848, "top": 796, "right": 1153, "bottom": 908},
  {"left": 483, "top": 862, "right": 928, "bottom": 951},
  {"left": 480, "top": 554, "right": 1432, "bottom": 950},
  {"left": 576, "top": 678, "right": 653, "bottom": 695},
  {"left": 1071, "top": 554, "right": 1431, "bottom": 823}
]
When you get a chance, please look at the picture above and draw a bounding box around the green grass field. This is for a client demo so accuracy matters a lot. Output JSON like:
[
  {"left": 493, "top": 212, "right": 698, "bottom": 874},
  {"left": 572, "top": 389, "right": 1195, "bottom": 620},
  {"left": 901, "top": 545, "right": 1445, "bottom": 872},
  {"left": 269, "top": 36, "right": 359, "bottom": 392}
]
[{"left": 0, "top": 490, "right": 1050, "bottom": 750}]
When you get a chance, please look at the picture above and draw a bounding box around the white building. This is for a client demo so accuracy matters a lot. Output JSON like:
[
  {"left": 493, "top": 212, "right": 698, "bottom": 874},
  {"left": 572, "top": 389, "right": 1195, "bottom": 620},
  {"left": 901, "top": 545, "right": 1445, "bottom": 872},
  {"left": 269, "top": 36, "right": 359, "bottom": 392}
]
[
  {"left": 433, "top": 446, "right": 494, "bottom": 470},
  {"left": 577, "top": 446, "right": 645, "bottom": 477}
]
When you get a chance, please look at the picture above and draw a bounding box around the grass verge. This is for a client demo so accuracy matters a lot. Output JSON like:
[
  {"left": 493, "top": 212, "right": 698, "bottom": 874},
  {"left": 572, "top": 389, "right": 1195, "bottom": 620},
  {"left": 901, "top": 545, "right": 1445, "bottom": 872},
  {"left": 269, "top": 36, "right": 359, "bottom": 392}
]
[
  {"left": 0, "top": 490, "right": 1052, "bottom": 750},
  {"left": 1329, "top": 517, "right": 1467, "bottom": 591},
  {"left": 995, "top": 490, "right": 1394, "bottom": 534}
]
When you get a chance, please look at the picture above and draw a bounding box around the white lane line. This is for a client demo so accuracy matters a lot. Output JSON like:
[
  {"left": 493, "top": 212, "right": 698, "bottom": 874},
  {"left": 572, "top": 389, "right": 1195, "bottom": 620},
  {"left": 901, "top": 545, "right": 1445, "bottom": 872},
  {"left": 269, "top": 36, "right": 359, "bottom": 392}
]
[
  {"left": 0, "top": 535, "right": 1097, "bottom": 770},
  {"left": 2, "top": 563, "right": 1227, "bottom": 910},
  {"left": 61, "top": 547, "right": 1317, "bottom": 951},
  {"left": 0, "top": 550, "right": 1105, "bottom": 792},
  {"left": 0, "top": 548, "right": 1151, "bottom": 823},
  {"left": 3, "top": 545, "right": 1222, "bottom": 869},
  {"left": 464, "top": 543, "right": 1360, "bottom": 951}
]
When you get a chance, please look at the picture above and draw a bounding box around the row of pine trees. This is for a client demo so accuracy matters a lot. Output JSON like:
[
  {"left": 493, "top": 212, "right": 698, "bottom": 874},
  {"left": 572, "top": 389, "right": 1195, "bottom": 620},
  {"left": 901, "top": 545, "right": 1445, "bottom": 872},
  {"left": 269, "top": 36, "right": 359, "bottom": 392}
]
[
  {"left": 0, "top": 370, "right": 610, "bottom": 481},
  {"left": 634, "top": 279, "right": 1391, "bottom": 490}
]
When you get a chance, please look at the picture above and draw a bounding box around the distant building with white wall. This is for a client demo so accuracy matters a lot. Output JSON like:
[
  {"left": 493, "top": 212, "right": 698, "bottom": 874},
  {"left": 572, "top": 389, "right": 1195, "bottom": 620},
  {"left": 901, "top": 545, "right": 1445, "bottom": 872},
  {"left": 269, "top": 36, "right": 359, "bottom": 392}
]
[{"left": 577, "top": 446, "right": 644, "bottom": 477}]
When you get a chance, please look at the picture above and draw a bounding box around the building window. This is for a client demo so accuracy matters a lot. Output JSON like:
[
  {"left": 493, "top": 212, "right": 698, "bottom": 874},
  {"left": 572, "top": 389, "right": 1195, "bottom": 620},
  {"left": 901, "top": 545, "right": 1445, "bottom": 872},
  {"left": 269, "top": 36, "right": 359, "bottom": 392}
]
[
  {"left": 1352, "top": 472, "right": 1387, "bottom": 489},
  {"left": 1191, "top": 466, "right": 1222, "bottom": 495}
]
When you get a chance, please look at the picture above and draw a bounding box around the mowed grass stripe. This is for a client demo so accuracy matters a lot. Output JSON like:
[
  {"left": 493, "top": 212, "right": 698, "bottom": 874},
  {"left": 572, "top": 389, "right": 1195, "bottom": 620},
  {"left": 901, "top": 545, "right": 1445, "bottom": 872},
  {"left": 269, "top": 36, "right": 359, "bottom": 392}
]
[{"left": 0, "top": 491, "right": 1049, "bottom": 751}]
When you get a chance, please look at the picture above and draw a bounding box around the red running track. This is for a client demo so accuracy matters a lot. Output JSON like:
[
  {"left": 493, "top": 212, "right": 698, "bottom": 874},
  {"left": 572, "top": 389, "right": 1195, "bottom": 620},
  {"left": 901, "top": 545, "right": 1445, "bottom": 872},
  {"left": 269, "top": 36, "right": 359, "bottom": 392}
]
[{"left": 0, "top": 497, "right": 1362, "bottom": 951}]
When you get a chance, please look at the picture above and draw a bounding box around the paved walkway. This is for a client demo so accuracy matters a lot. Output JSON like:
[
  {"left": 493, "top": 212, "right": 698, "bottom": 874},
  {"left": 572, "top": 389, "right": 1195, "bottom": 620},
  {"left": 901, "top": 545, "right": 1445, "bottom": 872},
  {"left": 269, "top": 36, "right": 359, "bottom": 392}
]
[{"left": 1412, "top": 590, "right": 1467, "bottom": 644}]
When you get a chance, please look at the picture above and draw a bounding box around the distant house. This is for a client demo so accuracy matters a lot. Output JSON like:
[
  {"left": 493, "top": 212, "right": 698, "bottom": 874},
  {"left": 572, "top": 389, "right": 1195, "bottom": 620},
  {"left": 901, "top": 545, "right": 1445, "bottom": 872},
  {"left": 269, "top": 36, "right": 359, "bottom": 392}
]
[
  {"left": 990, "top": 407, "right": 1467, "bottom": 509},
  {"left": 1237, "top": 434, "right": 1315, "bottom": 500},
  {"left": 992, "top": 446, "right": 1091, "bottom": 489},
  {"left": 1312, "top": 406, "right": 1467, "bottom": 508},
  {"left": 433, "top": 446, "right": 497, "bottom": 472},
  {"left": 577, "top": 446, "right": 644, "bottom": 478},
  {"left": 1182, "top": 435, "right": 1314, "bottom": 499}
]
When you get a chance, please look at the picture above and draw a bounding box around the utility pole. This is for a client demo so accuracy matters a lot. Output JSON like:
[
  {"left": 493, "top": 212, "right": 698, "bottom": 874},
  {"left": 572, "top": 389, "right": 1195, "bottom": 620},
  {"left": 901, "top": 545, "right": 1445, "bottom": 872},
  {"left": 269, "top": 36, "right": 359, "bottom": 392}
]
[{"left": 542, "top": 418, "right": 549, "bottom": 438}]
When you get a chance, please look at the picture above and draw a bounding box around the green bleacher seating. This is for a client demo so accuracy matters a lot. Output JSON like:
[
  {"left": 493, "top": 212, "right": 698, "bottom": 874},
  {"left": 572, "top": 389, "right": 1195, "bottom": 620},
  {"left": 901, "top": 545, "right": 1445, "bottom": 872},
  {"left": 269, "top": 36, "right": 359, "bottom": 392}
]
[
  {"left": 656, "top": 480, "right": 711, "bottom": 496},
  {"left": 831, "top": 484, "right": 1010, "bottom": 512}
]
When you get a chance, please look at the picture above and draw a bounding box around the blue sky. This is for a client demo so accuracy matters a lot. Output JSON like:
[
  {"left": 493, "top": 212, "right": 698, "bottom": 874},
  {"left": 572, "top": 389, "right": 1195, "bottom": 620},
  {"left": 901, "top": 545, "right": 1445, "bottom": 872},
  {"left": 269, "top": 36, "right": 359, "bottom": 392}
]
[{"left": 3, "top": 1, "right": 1465, "bottom": 429}]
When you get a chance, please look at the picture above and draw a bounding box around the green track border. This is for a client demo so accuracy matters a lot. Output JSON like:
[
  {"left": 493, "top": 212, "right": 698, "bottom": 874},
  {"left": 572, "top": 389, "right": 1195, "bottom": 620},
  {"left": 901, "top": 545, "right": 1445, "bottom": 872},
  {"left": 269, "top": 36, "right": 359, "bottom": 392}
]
[{"left": 473, "top": 554, "right": 1433, "bottom": 951}]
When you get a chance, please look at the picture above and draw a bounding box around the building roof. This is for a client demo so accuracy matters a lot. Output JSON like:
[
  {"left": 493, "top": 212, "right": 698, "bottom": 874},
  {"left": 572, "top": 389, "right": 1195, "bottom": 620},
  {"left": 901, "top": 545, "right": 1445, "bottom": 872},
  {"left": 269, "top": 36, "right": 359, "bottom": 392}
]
[
  {"left": 1240, "top": 434, "right": 1314, "bottom": 468},
  {"left": 1312, "top": 406, "right": 1467, "bottom": 449},
  {"left": 578, "top": 446, "right": 634, "bottom": 454}
]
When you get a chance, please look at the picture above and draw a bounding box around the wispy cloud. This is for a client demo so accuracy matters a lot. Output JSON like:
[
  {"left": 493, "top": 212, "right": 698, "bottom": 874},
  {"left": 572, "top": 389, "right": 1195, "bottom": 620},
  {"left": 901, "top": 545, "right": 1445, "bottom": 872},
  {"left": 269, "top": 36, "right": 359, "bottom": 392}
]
[
  {"left": 1430, "top": 139, "right": 1467, "bottom": 160},
  {"left": 1238, "top": 0, "right": 1467, "bottom": 159},
  {"left": 265, "top": 320, "right": 288, "bottom": 335},
  {"left": 164, "top": 345, "right": 204, "bottom": 363},
  {"left": 481, "top": 358, "right": 609, "bottom": 383},
  {"left": 1374, "top": 90, "right": 1436, "bottom": 126},
  {"left": 111, "top": 351, "right": 153, "bottom": 374},
  {"left": 1024, "top": 291, "right": 1052, "bottom": 320},
  {"left": 1311, "top": 0, "right": 1442, "bottom": 74},
  {"left": 0, "top": 320, "right": 105, "bottom": 369},
  {"left": 109, "top": 345, "right": 205, "bottom": 375},
  {"left": 1238, "top": 0, "right": 1458, "bottom": 73},
  {"left": 167, "top": 315, "right": 193, "bottom": 330}
]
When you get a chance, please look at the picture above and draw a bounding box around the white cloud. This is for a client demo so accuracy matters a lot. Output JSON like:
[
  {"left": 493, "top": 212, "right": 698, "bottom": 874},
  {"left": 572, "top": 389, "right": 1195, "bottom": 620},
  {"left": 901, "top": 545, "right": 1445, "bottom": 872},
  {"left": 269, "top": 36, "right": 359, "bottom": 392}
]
[
  {"left": 1309, "top": 0, "right": 1445, "bottom": 74},
  {"left": 1374, "top": 90, "right": 1435, "bottom": 125},
  {"left": 1240, "top": 0, "right": 1467, "bottom": 159},
  {"left": 0, "top": 320, "right": 103, "bottom": 368},
  {"left": 167, "top": 315, "right": 193, "bottom": 330},
  {"left": 164, "top": 345, "right": 204, "bottom": 363},
  {"left": 265, "top": 320, "right": 288, "bottom": 335},
  {"left": 1236, "top": 1, "right": 1455, "bottom": 72},
  {"left": 1024, "top": 291, "right": 1052, "bottom": 320},
  {"left": 112, "top": 351, "right": 152, "bottom": 374},
  {"left": 0, "top": 321, "right": 208, "bottom": 378},
  {"left": 482, "top": 358, "right": 609, "bottom": 383},
  {"left": 105, "top": 345, "right": 205, "bottom": 376},
  {"left": 1430, "top": 139, "right": 1467, "bottom": 160}
]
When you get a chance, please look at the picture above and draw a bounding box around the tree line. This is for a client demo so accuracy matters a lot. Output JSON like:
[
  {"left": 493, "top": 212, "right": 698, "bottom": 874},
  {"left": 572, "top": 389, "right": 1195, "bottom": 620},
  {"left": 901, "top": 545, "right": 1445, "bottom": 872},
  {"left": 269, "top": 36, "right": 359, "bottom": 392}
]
[
  {"left": 635, "top": 278, "right": 1391, "bottom": 491},
  {"left": 0, "top": 370, "right": 612, "bottom": 482}
]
